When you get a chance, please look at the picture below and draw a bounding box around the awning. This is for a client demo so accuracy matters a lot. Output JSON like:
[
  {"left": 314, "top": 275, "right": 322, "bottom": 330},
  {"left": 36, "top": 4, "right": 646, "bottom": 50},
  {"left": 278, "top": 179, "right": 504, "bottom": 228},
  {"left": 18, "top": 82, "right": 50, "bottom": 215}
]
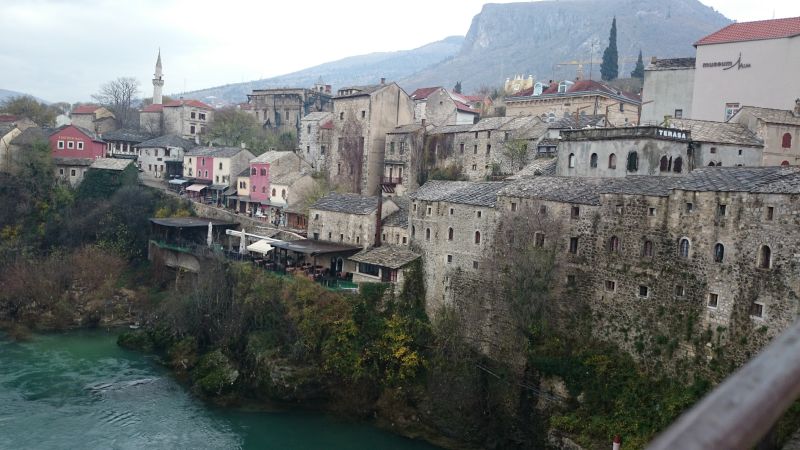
[
  {"left": 169, "top": 179, "right": 189, "bottom": 185},
  {"left": 209, "top": 184, "right": 228, "bottom": 191},
  {"left": 246, "top": 240, "right": 274, "bottom": 255},
  {"left": 186, "top": 184, "right": 207, "bottom": 192}
]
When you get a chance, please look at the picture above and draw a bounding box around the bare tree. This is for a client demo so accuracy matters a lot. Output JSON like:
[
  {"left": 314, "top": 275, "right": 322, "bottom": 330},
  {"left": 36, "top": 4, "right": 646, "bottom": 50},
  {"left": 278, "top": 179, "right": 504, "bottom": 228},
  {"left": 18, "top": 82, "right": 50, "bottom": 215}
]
[
  {"left": 208, "top": 107, "right": 260, "bottom": 147},
  {"left": 92, "top": 77, "right": 140, "bottom": 128},
  {"left": 502, "top": 139, "right": 531, "bottom": 172}
]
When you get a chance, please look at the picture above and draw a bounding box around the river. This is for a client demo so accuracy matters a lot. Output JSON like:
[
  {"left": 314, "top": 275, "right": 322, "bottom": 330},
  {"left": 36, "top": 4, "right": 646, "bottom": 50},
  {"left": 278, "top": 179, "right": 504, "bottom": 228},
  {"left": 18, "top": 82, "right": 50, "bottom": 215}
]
[{"left": 0, "top": 329, "right": 439, "bottom": 450}]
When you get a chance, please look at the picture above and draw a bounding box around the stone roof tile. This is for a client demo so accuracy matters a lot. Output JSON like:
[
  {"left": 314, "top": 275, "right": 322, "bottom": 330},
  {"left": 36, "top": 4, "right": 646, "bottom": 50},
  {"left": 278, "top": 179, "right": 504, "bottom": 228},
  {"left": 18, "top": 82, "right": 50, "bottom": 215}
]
[
  {"left": 409, "top": 180, "right": 509, "bottom": 207},
  {"left": 311, "top": 192, "right": 380, "bottom": 215},
  {"left": 669, "top": 118, "right": 763, "bottom": 146},
  {"left": 349, "top": 245, "right": 420, "bottom": 269}
]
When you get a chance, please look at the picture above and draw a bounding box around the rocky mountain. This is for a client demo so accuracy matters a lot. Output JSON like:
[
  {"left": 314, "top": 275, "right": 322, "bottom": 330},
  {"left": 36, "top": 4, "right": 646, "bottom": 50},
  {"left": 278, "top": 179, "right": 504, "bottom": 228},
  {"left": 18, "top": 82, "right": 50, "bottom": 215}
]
[
  {"left": 176, "top": 36, "right": 464, "bottom": 105},
  {"left": 400, "top": 0, "right": 731, "bottom": 92},
  {"left": 0, "top": 89, "right": 49, "bottom": 104}
]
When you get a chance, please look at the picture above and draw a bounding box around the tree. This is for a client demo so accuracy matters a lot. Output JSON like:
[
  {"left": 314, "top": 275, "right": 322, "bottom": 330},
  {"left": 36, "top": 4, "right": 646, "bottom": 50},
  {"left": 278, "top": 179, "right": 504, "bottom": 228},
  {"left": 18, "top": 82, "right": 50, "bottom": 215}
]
[
  {"left": 600, "top": 17, "right": 619, "bottom": 81},
  {"left": 208, "top": 107, "right": 260, "bottom": 147},
  {"left": 502, "top": 139, "right": 531, "bottom": 172},
  {"left": 631, "top": 50, "right": 645, "bottom": 79},
  {"left": 92, "top": 77, "right": 140, "bottom": 128},
  {"left": 453, "top": 81, "right": 462, "bottom": 94},
  {"left": 0, "top": 96, "right": 57, "bottom": 126}
]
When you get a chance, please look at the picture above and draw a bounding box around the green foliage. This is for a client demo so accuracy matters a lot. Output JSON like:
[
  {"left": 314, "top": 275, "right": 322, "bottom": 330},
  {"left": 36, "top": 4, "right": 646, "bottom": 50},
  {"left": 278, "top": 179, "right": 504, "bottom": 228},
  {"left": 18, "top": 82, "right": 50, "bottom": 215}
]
[
  {"left": 601, "top": 17, "right": 619, "bottom": 81},
  {"left": 502, "top": 139, "right": 530, "bottom": 172},
  {"left": 192, "top": 349, "right": 239, "bottom": 395},
  {"left": 76, "top": 164, "right": 138, "bottom": 200},
  {"left": 0, "top": 95, "right": 58, "bottom": 126},
  {"left": 631, "top": 49, "right": 645, "bottom": 79},
  {"left": 207, "top": 107, "right": 261, "bottom": 148},
  {"left": 428, "top": 164, "right": 466, "bottom": 181}
]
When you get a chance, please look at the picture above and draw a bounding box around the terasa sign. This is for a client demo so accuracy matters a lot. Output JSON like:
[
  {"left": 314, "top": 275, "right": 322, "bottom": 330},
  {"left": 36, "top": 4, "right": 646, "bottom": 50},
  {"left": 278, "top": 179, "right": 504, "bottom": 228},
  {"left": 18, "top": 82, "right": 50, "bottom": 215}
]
[{"left": 657, "top": 129, "right": 688, "bottom": 140}]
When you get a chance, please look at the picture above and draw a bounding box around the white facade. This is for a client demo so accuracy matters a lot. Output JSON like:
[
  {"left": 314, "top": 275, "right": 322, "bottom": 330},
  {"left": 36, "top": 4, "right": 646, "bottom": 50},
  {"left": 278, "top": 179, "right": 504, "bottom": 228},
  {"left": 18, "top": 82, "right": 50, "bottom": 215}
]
[{"left": 640, "top": 59, "right": 695, "bottom": 124}]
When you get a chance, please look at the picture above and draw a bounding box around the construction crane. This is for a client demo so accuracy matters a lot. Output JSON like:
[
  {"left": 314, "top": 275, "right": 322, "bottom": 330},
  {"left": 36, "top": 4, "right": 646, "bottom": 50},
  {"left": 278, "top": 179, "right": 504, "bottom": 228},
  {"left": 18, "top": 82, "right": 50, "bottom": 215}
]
[{"left": 555, "top": 57, "right": 640, "bottom": 81}]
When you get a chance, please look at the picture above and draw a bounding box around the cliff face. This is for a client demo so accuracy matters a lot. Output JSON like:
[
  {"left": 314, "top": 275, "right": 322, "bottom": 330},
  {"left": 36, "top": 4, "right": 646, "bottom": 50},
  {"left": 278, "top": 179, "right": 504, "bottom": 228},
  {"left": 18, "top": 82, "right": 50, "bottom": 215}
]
[{"left": 400, "top": 0, "right": 731, "bottom": 92}]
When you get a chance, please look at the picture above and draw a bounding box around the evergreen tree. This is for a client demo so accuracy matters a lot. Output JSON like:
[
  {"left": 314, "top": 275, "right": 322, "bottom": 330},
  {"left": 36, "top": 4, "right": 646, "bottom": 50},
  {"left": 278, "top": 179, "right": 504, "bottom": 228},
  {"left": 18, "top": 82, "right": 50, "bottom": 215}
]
[
  {"left": 631, "top": 50, "right": 645, "bottom": 79},
  {"left": 600, "top": 17, "right": 619, "bottom": 81},
  {"left": 453, "top": 81, "right": 462, "bottom": 94}
]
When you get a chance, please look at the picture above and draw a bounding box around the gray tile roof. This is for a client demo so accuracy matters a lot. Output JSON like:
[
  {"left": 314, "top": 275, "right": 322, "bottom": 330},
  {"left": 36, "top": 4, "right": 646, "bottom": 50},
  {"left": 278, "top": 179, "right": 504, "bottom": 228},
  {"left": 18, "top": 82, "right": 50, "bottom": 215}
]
[
  {"left": 335, "top": 84, "right": 387, "bottom": 99},
  {"left": 388, "top": 123, "right": 425, "bottom": 134},
  {"left": 0, "top": 124, "right": 14, "bottom": 137},
  {"left": 10, "top": 126, "right": 49, "bottom": 146},
  {"left": 101, "top": 129, "right": 150, "bottom": 143},
  {"left": 272, "top": 171, "right": 308, "bottom": 186},
  {"left": 498, "top": 177, "right": 607, "bottom": 205},
  {"left": 549, "top": 114, "right": 606, "bottom": 129},
  {"left": 349, "top": 245, "right": 420, "bottom": 269},
  {"left": 470, "top": 116, "right": 514, "bottom": 132},
  {"left": 301, "top": 111, "right": 333, "bottom": 122},
  {"left": 251, "top": 150, "right": 295, "bottom": 164},
  {"left": 185, "top": 146, "right": 252, "bottom": 158},
  {"left": 506, "top": 158, "right": 557, "bottom": 179},
  {"left": 311, "top": 192, "right": 380, "bottom": 215},
  {"left": 676, "top": 166, "right": 800, "bottom": 194},
  {"left": 135, "top": 134, "right": 196, "bottom": 149},
  {"left": 645, "top": 57, "right": 696, "bottom": 71},
  {"left": 735, "top": 106, "right": 800, "bottom": 126},
  {"left": 668, "top": 118, "right": 762, "bottom": 146},
  {"left": 53, "top": 157, "right": 94, "bottom": 166},
  {"left": 90, "top": 158, "right": 134, "bottom": 171},
  {"left": 382, "top": 196, "right": 409, "bottom": 228},
  {"left": 431, "top": 123, "right": 474, "bottom": 135},
  {"left": 409, "top": 180, "right": 510, "bottom": 207}
]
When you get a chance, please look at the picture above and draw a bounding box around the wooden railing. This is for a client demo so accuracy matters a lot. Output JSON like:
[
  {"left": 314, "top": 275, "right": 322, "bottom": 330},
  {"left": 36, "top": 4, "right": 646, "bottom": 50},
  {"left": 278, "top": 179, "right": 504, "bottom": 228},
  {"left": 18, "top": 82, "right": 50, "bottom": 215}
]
[{"left": 381, "top": 176, "right": 402, "bottom": 185}]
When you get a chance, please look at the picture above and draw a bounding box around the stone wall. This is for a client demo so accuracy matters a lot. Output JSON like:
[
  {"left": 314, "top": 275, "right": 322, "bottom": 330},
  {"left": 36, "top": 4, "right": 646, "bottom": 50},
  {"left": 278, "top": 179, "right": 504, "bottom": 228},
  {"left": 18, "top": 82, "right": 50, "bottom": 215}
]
[{"left": 308, "top": 209, "right": 378, "bottom": 249}]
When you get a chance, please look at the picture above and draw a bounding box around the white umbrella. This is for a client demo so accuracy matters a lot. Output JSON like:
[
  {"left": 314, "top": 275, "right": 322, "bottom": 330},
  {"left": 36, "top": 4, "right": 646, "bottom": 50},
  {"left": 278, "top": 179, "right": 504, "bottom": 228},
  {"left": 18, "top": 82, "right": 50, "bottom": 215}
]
[
  {"left": 239, "top": 228, "right": 247, "bottom": 255},
  {"left": 207, "top": 222, "right": 213, "bottom": 248}
]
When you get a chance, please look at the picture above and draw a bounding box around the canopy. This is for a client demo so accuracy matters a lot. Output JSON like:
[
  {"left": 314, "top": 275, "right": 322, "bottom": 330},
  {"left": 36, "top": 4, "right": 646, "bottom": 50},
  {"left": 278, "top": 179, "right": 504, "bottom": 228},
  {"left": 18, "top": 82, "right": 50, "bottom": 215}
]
[
  {"left": 247, "top": 240, "right": 274, "bottom": 255},
  {"left": 168, "top": 179, "right": 189, "bottom": 185},
  {"left": 186, "top": 184, "right": 207, "bottom": 192}
]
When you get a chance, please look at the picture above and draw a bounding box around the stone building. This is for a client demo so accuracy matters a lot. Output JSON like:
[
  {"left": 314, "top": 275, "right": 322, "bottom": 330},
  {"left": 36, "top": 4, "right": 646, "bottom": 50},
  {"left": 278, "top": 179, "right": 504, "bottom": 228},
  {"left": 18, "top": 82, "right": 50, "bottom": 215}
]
[
  {"left": 668, "top": 118, "right": 763, "bottom": 167},
  {"left": 505, "top": 79, "right": 641, "bottom": 126},
  {"left": 349, "top": 245, "right": 420, "bottom": 285},
  {"left": 382, "top": 123, "right": 428, "bottom": 197},
  {"left": 307, "top": 192, "right": 398, "bottom": 249},
  {"left": 49, "top": 125, "right": 106, "bottom": 186},
  {"left": 245, "top": 85, "right": 333, "bottom": 137},
  {"left": 640, "top": 57, "right": 696, "bottom": 124},
  {"left": 69, "top": 105, "right": 118, "bottom": 135},
  {"left": 103, "top": 129, "right": 150, "bottom": 159},
  {"left": 298, "top": 111, "right": 333, "bottom": 171},
  {"left": 140, "top": 99, "right": 214, "bottom": 139},
  {"left": 135, "top": 134, "right": 196, "bottom": 181},
  {"left": 4, "top": 126, "right": 48, "bottom": 172},
  {"left": 328, "top": 81, "right": 415, "bottom": 195},
  {"left": 730, "top": 103, "right": 800, "bottom": 166},
  {"left": 0, "top": 121, "right": 22, "bottom": 171},
  {"left": 408, "top": 180, "right": 509, "bottom": 313},
  {"left": 409, "top": 87, "right": 479, "bottom": 126}
]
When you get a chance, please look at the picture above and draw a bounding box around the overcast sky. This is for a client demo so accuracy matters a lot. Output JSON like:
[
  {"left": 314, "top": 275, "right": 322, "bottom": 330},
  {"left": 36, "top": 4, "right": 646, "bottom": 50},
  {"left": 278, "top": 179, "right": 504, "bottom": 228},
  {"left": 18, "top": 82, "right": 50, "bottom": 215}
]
[{"left": 1, "top": 0, "right": 798, "bottom": 103}]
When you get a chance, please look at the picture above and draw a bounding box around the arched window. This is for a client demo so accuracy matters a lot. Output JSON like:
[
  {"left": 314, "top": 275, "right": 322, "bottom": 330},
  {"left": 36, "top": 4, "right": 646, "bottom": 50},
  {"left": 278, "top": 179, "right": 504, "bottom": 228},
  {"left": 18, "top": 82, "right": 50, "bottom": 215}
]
[
  {"left": 261, "top": 186, "right": 266, "bottom": 193},
  {"left": 281, "top": 189, "right": 286, "bottom": 198},
  {"left": 627, "top": 151, "right": 639, "bottom": 172},
  {"left": 608, "top": 235, "right": 620, "bottom": 253},
  {"left": 759, "top": 245, "right": 772, "bottom": 269},
  {"left": 474, "top": 231, "right": 481, "bottom": 244},
  {"left": 782, "top": 133, "right": 792, "bottom": 149},
  {"left": 660, "top": 155, "right": 670, "bottom": 172},
  {"left": 271, "top": 188, "right": 276, "bottom": 196},
  {"left": 425, "top": 228, "right": 431, "bottom": 241},
  {"left": 673, "top": 157, "right": 683, "bottom": 173},
  {"left": 568, "top": 153, "right": 576, "bottom": 168},
  {"left": 260, "top": 168, "right": 267, "bottom": 176},
  {"left": 714, "top": 243, "right": 725, "bottom": 263},
  {"left": 679, "top": 238, "right": 690, "bottom": 258},
  {"left": 782, "top": 160, "right": 790, "bottom": 166},
  {"left": 590, "top": 153, "right": 598, "bottom": 168},
  {"left": 608, "top": 153, "right": 617, "bottom": 169},
  {"left": 251, "top": 168, "right": 257, "bottom": 175},
  {"left": 642, "top": 240, "right": 653, "bottom": 257},
  {"left": 448, "top": 228, "right": 454, "bottom": 241},
  {"left": 548, "top": 112, "right": 556, "bottom": 123},
  {"left": 251, "top": 185, "right": 256, "bottom": 192},
  {"left": 708, "top": 161, "right": 717, "bottom": 167}
]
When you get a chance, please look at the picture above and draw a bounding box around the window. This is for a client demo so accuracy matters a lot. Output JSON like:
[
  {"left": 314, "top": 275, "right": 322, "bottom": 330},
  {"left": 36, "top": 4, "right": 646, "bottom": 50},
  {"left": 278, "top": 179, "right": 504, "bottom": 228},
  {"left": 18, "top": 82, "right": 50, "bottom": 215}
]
[
  {"left": 571, "top": 206, "right": 580, "bottom": 219},
  {"left": 615, "top": 204, "right": 624, "bottom": 214},
  {"left": 425, "top": 228, "right": 431, "bottom": 241},
  {"left": 674, "top": 109, "right": 683, "bottom": 119},
  {"left": 605, "top": 280, "right": 616, "bottom": 292},
  {"left": 411, "top": 226, "right": 415, "bottom": 237},
  {"left": 608, "top": 153, "right": 616, "bottom": 169},
  {"left": 675, "top": 285, "right": 685, "bottom": 297},
  {"left": 738, "top": 149, "right": 743, "bottom": 156},
  {"left": 448, "top": 228, "right": 454, "bottom": 241},
  {"left": 626, "top": 151, "right": 639, "bottom": 172},
  {"left": 724, "top": 103, "right": 740, "bottom": 121},
  {"left": 337, "top": 163, "right": 341, "bottom": 175},
  {"left": 568, "top": 153, "right": 576, "bottom": 168},
  {"left": 271, "top": 188, "right": 276, "bottom": 196},
  {"left": 648, "top": 207, "right": 656, "bottom": 216},
  {"left": 77, "top": 141, "right": 84, "bottom": 150},
  {"left": 390, "top": 142, "right": 395, "bottom": 153},
  {"left": 447, "top": 255, "right": 453, "bottom": 264},
  {"left": 685, "top": 202, "right": 693, "bottom": 213},
  {"left": 782, "top": 160, "right": 790, "bottom": 166},
  {"left": 67, "top": 141, "right": 74, "bottom": 149},
  {"left": 459, "top": 143, "right": 465, "bottom": 154},
  {"left": 413, "top": 203, "right": 418, "bottom": 212},
  {"left": 717, "top": 204, "right": 727, "bottom": 217},
  {"left": 758, "top": 245, "right": 772, "bottom": 269},
  {"left": 473, "top": 261, "right": 479, "bottom": 269},
  {"left": 191, "top": 112, "right": 196, "bottom": 119},
  {"left": 487, "top": 131, "right": 491, "bottom": 138},
  {"left": 476, "top": 210, "right": 482, "bottom": 218},
  {"left": 569, "top": 237, "right": 579, "bottom": 254},
  {"left": 782, "top": 133, "right": 793, "bottom": 149},
  {"left": 59, "top": 168, "right": 64, "bottom": 175},
  {"left": 534, "top": 233, "right": 545, "bottom": 247},
  {"left": 358, "top": 262, "right": 380, "bottom": 276},
  {"left": 566, "top": 274, "right": 576, "bottom": 286},
  {"left": 660, "top": 155, "right": 670, "bottom": 172},
  {"left": 339, "top": 112, "right": 344, "bottom": 120},
  {"left": 252, "top": 185, "right": 256, "bottom": 192},
  {"left": 474, "top": 231, "right": 481, "bottom": 244},
  {"left": 259, "top": 168, "right": 266, "bottom": 176},
  {"left": 201, "top": 158, "right": 205, "bottom": 166},
  {"left": 673, "top": 156, "right": 683, "bottom": 173},
  {"left": 710, "top": 147, "right": 717, "bottom": 154},
  {"left": 511, "top": 202, "right": 517, "bottom": 212},
  {"left": 608, "top": 236, "right": 620, "bottom": 253},
  {"left": 426, "top": 205, "right": 432, "bottom": 216},
  {"left": 714, "top": 243, "right": 725, "bottom": 263},
  {"left": 356, "top": 236, "right": 360, "bottom": 244},
  {"left": 204, "top": 170, "right": 208, "bottom": 177},
  {"left": 57, "top": 140, "right": 64, "bottom": 149},
  {"left": 708, "top": 293, "right": 719, "bottom": 308},
  {"left": 321, "top": 145, "right": 326, "bottom": 155},
  {"left": 402, "top": 237, "right": 407, "bottom": 244},
  {"left": 251, "top": 168, "right": 257, "bottom": 176},
  {"left": 473, "top": 145, "right": 478, "bottom": 155},
  {"left": 474, "top": 132, "right": 478, "bottom": 139},
  {"left": 766, "top": 207, "right": 774, "bottom": 221},
  {"left": 750, "top": 302, "right": 764, "bottom": 318},
  {"left": 679, "top": 238, "right": 690, "bottom": 258},
  {"left": 642, "top": 240, "right": 653, "bottom": 257},
  {"left": 70, "top": 169, "right": 76, "bottom": 176},
  {"left": 486, "top": 144, "right": 491, "bottom": 155},
  {"left": 190, "top": 125, "right": 196, "bottom": 134},
  {"left": 361, "top": 110, "right": 366, "bottom": 119},
  {"left": 539, "top": 205, "right": 547, "bottom": 215},
  {"left": 639, "top": 285, "right": 649, "bottom": 298},
  {"left": 340, "top": 234, "right": 344, "bottom": 242},
  {"left": 449, "top": 208, "right": 454, "bottom": 215},
  {"left": 590, "top": 153, "right": 598, "bottom": 168},
  {"left": 281, "top": 189, "right": 286, "bottom": 199},
  {"left": 261, "top": 186, "right": 266, "bottom": 193},
  {"left": 215, "top": 175, "right": 219, "bottom": 183}
]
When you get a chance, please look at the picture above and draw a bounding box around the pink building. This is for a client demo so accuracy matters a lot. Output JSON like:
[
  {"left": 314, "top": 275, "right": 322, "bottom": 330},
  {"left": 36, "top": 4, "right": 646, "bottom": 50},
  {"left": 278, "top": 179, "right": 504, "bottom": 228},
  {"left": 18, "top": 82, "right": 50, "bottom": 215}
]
[{"left": 248, "top": 153, "right": 274, "bottom": 202}]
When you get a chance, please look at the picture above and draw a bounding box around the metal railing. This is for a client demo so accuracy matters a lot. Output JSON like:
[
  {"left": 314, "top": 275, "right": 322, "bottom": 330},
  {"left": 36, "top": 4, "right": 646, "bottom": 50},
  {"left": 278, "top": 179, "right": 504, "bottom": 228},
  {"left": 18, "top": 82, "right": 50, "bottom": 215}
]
[
  {"left": 381, "top": 176, "right": 402, "bottom": 185},
  {"left": 647, "top": 319, "right": 800, "bottom": 450}
]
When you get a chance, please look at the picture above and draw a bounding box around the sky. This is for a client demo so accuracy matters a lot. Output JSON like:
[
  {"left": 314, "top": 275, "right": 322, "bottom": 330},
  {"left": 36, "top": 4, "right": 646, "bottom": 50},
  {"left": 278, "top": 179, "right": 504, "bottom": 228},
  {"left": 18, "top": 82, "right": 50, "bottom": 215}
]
[{"left": 1, "top": 0, "right": 798, "bottom": 103}]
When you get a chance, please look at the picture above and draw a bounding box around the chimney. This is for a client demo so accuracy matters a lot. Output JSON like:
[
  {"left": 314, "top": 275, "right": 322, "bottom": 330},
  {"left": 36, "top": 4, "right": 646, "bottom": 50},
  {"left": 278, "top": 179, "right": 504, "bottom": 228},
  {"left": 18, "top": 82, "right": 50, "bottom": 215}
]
[
  {"left": 651, "top": 56, "right": 657, "bottom": 64},
  {"left": 794, "top": 98, "right": 800, "bottom": 117},
  {"left": 380, "top": 77, "right": 386, "bottom": 85},
  {"left": 374, "top": 196, "right": 383, "bottom": 248}
]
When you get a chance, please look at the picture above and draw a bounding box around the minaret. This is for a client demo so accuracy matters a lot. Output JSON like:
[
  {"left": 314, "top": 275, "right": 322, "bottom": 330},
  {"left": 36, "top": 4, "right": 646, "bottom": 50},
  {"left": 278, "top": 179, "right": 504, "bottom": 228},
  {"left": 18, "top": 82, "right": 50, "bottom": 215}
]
[{"left": 152, "top": 49, "right": 164, "bottom": 105}]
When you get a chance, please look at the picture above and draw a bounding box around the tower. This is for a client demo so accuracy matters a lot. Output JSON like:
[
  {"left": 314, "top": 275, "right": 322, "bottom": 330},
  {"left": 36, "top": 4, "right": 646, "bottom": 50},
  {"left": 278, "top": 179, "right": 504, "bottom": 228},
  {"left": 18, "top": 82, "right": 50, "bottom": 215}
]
[{"left": 152, "top": 49, "right": 164, "bottom": 105}]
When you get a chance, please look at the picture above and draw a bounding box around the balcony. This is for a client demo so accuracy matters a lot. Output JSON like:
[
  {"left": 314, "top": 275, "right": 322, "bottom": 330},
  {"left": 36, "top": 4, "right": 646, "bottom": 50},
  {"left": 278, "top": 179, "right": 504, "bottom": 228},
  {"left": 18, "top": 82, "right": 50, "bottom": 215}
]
[{"left": 381, "top": 176, "right": 402, "bottom": 185}]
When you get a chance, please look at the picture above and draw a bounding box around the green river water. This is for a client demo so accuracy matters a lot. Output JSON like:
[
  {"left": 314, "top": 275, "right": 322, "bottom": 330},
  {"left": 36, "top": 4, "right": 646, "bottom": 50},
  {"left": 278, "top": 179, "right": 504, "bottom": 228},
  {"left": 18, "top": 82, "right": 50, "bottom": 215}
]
[{"left": 0, "top": 329, "right": 439, "bottom": 450}]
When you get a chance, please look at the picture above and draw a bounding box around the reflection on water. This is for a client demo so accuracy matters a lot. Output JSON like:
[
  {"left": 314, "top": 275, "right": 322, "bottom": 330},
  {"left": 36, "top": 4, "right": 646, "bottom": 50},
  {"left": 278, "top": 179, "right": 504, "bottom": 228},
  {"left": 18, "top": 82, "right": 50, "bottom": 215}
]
[{"left": 0, "top": 330, "right": 437, "bottom": 450}]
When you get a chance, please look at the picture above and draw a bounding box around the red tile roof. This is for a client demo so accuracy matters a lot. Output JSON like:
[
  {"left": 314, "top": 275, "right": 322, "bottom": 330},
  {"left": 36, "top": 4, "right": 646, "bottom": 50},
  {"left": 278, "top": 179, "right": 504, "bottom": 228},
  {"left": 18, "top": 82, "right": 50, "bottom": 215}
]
[
  {"left": 454, "top": 100, "right": 478, "bottom": 114},
  {"left": 320, "top": 120, "right": 334, "bottom": 130},
  {"left": 141, "top": 104, "right": 164, "bottom": 113},
  {"left": 163, "top": 99, "right": 214, "bottom": 110},
  {"left": 0, "top": 114, "right": 20, "bottom": 122},
  {"left": 410, "top": 87, "right": 441, "bottom": 100},
  {"left": 72, "top": 104, "right": 101, "bottom": 114},
  {"left": 695, "top": 16, "right": 800, "bottom": 46}
]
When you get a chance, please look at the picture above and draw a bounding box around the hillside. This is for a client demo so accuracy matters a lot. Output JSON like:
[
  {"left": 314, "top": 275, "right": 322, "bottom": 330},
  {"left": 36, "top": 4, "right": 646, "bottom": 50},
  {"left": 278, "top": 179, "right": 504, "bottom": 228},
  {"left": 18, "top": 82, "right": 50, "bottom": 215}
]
[
  {"left": 399, "top": 0, "right": 731, "bottom": 92},
  {"left": 0, "top": 89, "right": 49, "bottom": 104},
  {"left": 177, "top": 36, "right": 464, "bottom": 105}
]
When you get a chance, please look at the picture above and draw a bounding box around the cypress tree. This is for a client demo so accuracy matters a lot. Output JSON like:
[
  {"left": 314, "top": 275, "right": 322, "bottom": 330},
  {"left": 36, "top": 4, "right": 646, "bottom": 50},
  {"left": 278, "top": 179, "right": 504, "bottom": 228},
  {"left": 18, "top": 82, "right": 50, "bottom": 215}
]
[
  {"left": 631, "top": 50, "right": 645, "bottom": 79},
  {"left": 600, "top": 17, "right": 619, "bottom": 81}
]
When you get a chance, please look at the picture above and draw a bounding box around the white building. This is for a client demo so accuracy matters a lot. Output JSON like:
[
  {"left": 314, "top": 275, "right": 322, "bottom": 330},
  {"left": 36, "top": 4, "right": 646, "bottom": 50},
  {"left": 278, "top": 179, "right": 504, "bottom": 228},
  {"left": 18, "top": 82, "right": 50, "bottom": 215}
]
[{"left": 640, "top": 57, "right": 695, "bottom": 124}]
